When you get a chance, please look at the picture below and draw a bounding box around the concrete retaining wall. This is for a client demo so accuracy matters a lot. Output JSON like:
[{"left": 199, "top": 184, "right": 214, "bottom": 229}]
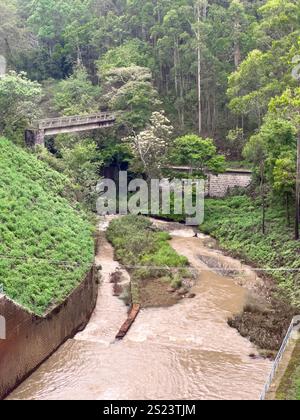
[
  {"left": 0, "top": 266, "right": 98, "bottom": 399},
  {"left": 169, "top": 167, "right": 252, "bottom": 198},
  {"left": 206, "top": 171, "right": 252, "bottom": 198}
]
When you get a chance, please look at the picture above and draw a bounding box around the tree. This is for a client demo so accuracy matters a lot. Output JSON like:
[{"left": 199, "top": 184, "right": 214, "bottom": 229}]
[
  {"left": 228, "top": 0, "right": 249, "bottom": 68},
  {"left": 227, "top": 50, "right": 280, "bottom": 127},
  {"left": 124, "top": 111, "right": 174, "bottom": 179},
  {"left": 53, "top": 136, "right": 103, "bottom": 208},
  {"left": 269, "top": 88, "right": 300, "bottom": 239},
  {"left": 173, "top": 134, "right": 226, "bottom": 177},
  {"left": 243, "top": 133, "right": 269, "bottom": 234},
  {"left": 273, "top": 151, "right": 296, "bottom": 226},
  {"left": 101, "top": 66, "right": 162, "bottom": 132},
  {"left": 97, "top": 39, "right": 154, "bottom": 77},
  {"left": 54, "top": 65, "right": 101, "bottom": 116},
  {"left": 226, "top": 128, "right": 246, "bottom": 160},
  {"left": 244, "top": 113, "right": 297, "bottom": 234},
  {"left": 0, "top": 71, "right": 42, "bottom": 143},
  {"left": 0, "top": 0, "right": 31, "bottom": 64},
  {"left": 194, "top": 0, "right": 208, "bottom": 135},
  {"left": 227, "top": 0, "right": 300, "bottom": 136}
]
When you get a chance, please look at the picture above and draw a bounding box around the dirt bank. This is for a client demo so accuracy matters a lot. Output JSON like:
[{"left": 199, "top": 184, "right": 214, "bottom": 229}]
[
  {"left": 153, "top": 218, "right": 297, "bottom": 357},
  {"left": 8, "top": 218, "right": 271, "bottom": 401},
  {"left": 228, "top": 298, "right": 298, "bottom": 356}
]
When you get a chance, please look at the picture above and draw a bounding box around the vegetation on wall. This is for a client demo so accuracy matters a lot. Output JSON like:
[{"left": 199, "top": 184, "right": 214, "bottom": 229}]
[{"left": 0, "top": 138, "right": 94, "bottom": 315}]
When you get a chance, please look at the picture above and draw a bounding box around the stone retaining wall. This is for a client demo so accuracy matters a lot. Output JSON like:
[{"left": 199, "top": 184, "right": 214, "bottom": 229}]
[
  {"left": 0, "top": 266, "right": 98, "bottom": 399},
  {"left": 169, "top": 167, "right": 252, "bottom": 198},
  {"left": 206, "top": 171, "right": 252, "bottom": 198}
]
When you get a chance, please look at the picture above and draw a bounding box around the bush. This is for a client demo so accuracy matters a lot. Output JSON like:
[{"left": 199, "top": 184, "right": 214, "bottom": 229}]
[
  {"left": 200, "top": 195, "right": 300, "bottom": 307},
  {"left": 107, "top": 215, "right": 189, "bottom": 290}
]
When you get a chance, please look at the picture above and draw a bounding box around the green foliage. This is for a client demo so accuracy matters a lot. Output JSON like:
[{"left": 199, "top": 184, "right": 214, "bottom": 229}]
[
  {"left": 269, "top": 88, "right": 300, "bottom": 128},
  {"left": 0, "top": 72, "right": 42, "bottom": 143},
  {"left": 59, "top": 138, "right": 102, "bottom": 207},
  {"left": 0, "top": 138, "right": 94, "bottom": 315},
  {"left": 172, "top": 134, "right": 226, "bottom": 176},
  {"left": 244, "top": 117, "right": 297, "bottom": 194},
  {"left": 125, "top": 111, "right": 174, "bottom": 179},
  {"left": 9, "top": 0, "right": 271, "bottom": 140},
  {"left": 54, "top": 66, "right": 101, "bottom": 116},
  {"left": 97, "top": 39, "right": 154, "bottom": 76},
  {"left": 200, "top": 195, "right": 300, "bottom": 307},
  {"left": 106, "top": 215, "right": 188, "bottom": 289},
  {"left": 273, "top": 152, "right": 296, "bottom": 197},
  {"left": 275, "top": 339, "right": 300, "bottom": 400},
  {"left": 228, "top": 0, "right": 300, "bottom": 138},
  {"left": 102, "top": 66, "right": 162, "bottom": 132}
]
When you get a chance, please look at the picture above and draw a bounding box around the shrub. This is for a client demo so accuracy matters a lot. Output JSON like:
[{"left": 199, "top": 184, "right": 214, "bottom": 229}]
[
  {"left": 200, "top": 195, "right": 300, "bottom": 307},
  {"left": 107, "top": 215, "right": 189, "bottom": 292},
  {"left": 0, "top": 138, "right": 94, "bottom": 315}
]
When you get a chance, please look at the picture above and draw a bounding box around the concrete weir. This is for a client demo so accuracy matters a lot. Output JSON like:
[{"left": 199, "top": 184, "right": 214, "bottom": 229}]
[{"left": 0, "top": 266, "right": 98, "bottom": 400}]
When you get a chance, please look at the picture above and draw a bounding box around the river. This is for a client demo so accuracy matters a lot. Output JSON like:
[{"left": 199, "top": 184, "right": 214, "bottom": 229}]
[{"left": 7, "top": 218, "right": 271, "bottom": 400}]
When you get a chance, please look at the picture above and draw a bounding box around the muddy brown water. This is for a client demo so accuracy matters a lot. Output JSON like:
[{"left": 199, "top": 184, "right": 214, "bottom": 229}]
[{"left": 7, "top": 218, "right": 271, "bottom": 400}]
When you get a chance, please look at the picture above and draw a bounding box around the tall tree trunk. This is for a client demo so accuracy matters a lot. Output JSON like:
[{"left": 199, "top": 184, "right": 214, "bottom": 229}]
[
  {"left": 295, "top": 131, "right": 300, "bottom": 240},
  {"left": 177, "top": 44, "right": 185, "bottom": 128},
  {"left": 174, "top": 39, "right": 178, "bottom": 96},
  {"left": 261, "top": 163, "right": 266, "bottom": 235},
  {"left": 234, "top": 40, "right": 241, "bottom": 68},
  {"left": 197, "top": 0, "right": 202, "bottom": 136},
  {"left": 286, "top": 193, "right": 291, "bottom": 227}
]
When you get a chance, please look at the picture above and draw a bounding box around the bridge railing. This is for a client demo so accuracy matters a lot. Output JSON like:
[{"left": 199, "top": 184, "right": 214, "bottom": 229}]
[
  {"left": 34, "top": 113, "right": 116, "bottom": 130},
  {"left": 260, "top": 315, "right": 300, "bottom": 400}
]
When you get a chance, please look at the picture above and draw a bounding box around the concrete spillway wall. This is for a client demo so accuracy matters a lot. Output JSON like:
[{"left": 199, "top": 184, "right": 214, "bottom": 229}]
[
  {"left": 169, "top": 167, "right": 252, "bottom": 198},
  {"left": 206, "top": 171, "right": 252, "bottom": 198},
  {"left": 0, "top": 266, "right": 98, "bottom": 399}
]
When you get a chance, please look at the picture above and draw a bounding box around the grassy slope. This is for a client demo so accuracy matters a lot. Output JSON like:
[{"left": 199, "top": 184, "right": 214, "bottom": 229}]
[
  {"left": 276, "top": 338, "right": 300, "bottom": 400},
  {"left": 0, "top": 138, "right": 94, "bottom": 315},
  {"left": 200, "top": 195, "right": 300, "bottom": 307}
]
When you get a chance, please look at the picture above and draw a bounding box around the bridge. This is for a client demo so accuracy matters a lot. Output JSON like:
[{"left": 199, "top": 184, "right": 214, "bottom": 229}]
[{"left": 25, "top": 113, "right": 116, "bottom": 147}]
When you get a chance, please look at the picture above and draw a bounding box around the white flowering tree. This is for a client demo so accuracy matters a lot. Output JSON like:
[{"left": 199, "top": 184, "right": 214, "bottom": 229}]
[{"left": 124, "top": 111, "right": 174, "bottom": 179}]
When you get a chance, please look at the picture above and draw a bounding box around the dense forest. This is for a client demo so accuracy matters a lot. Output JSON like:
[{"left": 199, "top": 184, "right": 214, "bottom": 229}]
[
  {"left": 1, "top": 0, "right": 300, "bottom": 302},
  {"left": 1, "top": 1, "right": 299, "bottom": 161},
  {"left": 1, "top": 0, "right": 300, "bottom": 401}
]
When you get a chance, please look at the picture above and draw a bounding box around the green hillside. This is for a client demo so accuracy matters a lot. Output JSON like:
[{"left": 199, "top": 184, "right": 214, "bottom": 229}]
[{"left": 0, "top": 138, "right": 94, "bottom": 315}]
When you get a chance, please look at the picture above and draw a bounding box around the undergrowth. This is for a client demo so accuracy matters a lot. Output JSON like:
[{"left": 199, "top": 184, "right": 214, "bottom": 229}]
[{"left": 0, "top": 138, "right": 94, "bottom": 315}]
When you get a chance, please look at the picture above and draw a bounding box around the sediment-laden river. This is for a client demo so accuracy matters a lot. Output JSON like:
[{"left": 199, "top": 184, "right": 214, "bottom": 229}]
[{"left": 7, "top": 218, "right": 271, "bottom": 400}]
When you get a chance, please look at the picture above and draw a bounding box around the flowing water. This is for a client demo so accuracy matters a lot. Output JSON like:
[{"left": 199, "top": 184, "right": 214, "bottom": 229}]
[{"left": 7, "top": 218, "right": 271, "bottom": 400}]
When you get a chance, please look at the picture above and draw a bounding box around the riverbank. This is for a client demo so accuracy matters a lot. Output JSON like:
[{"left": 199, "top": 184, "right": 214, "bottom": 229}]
[
  {"left": 106, "top": 215, "right": 193, "bottom": 307},
  {"left": 201, "top": 195, "right": 300, "bottom": 354},
  {"left": 275, "top": 338, "right": 300, "bottom": 400},
  {"left": 0, "top": 265, "right": 98, "bottom": 399},
  {"left": 157, "top": 195, "right": 300, "bottom": 354},
  {"left": 201, "top": 195, "right": 300, "bottom": 308},
  {"left": 7, "top": 218, "right": 271, "bottom": 400}
]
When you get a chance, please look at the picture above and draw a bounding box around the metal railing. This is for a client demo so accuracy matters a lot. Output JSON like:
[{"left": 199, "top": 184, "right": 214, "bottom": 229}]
[
  {"left": 34, "top": 113, "right": 116, "bottom": 130},
  {"left": 260, "top": 315, "right": 300, "bottom": 400}
]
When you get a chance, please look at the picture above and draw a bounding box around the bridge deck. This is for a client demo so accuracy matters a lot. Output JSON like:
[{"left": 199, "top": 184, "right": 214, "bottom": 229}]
[{"left": 33, "top": 113, "right": 116, "bottom": 130}]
